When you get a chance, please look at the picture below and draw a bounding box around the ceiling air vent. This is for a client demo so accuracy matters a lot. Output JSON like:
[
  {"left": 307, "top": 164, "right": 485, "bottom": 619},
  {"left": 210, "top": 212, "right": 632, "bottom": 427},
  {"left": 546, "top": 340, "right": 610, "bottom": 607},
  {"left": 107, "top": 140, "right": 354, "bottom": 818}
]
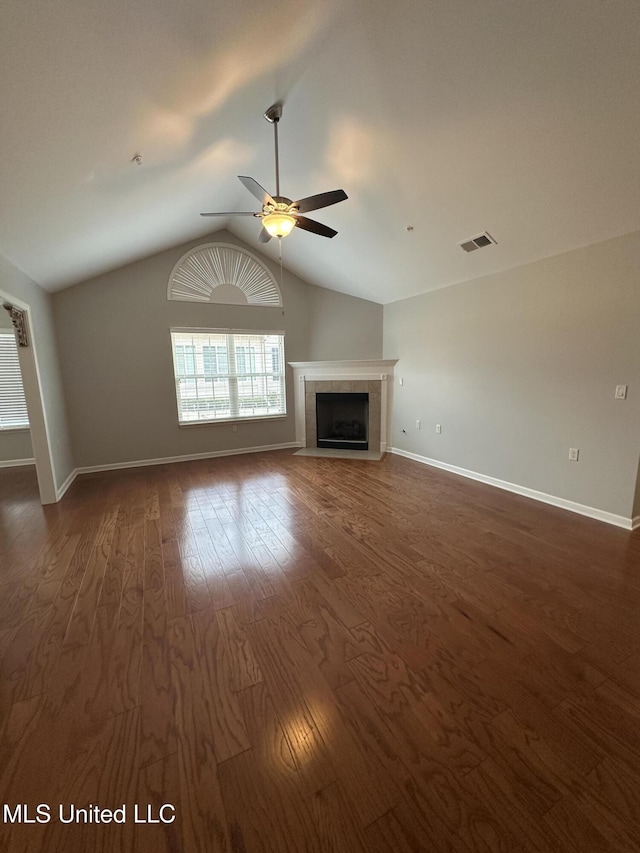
[{"left": 459, "top": 232, "right": 496, "bottom": 253}]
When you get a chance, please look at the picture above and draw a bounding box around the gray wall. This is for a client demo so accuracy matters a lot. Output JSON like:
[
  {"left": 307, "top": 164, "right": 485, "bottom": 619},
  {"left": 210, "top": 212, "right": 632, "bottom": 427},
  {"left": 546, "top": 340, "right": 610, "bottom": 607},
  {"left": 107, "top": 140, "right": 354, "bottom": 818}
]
[
  {"left": 0, "top": 254, "right": 72, "bottom": 485},
  {"left": 306, "top": 285, "right": 383, "bottom": 361},
  {"left": 0, "top": 430, "right": 33, "bottom": 463},
  {"left": 384, "top": 230, "right": 640, "bottom": 520},
  {"left": 53, "top": 230, "right": 383, "bottom": 469}
]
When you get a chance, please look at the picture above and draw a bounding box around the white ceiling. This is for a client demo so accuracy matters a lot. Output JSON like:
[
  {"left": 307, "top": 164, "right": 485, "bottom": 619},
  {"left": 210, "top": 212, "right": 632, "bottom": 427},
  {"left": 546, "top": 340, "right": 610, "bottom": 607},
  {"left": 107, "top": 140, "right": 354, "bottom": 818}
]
[{"left": 2, "top": 0, "right": 640, "bottom": 304}]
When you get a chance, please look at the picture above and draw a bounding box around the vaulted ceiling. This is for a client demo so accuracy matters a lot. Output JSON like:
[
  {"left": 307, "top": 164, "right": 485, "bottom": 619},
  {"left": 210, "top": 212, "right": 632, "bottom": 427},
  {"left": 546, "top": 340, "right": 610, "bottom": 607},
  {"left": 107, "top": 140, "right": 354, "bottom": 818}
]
[{"left": 2, "top": 0, "right": 640, "bottom": 304}]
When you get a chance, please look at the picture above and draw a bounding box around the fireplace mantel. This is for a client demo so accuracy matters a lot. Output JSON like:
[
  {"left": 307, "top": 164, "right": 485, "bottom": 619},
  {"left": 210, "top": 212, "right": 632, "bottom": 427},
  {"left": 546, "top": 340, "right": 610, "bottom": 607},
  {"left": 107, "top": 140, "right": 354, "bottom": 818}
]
[{"left": 288, "top": 359, "right": 398, "bottom": 452}]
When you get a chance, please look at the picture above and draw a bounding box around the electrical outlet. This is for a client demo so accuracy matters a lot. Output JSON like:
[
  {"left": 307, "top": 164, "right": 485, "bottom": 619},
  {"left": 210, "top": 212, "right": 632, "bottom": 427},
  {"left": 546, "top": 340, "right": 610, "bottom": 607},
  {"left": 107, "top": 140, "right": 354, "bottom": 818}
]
[
  {"left": 435, "top": 424, "right": 442, "bottom": 434},
  {"left": 569, "top": 447, "right": 579, "bottom": 462},
  {"left": 416, "top": 419, "right": 421, "bottom": 429},
  {"left": 615, "top": 385, "right": 627, "bottom": 399}
]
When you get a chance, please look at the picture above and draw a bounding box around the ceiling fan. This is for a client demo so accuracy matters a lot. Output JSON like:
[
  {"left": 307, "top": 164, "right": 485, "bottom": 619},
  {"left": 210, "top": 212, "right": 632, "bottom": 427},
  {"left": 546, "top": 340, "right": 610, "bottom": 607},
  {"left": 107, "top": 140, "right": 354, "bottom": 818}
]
[{"left": 200, "top": 103, "right": 347, "bottom": 242}]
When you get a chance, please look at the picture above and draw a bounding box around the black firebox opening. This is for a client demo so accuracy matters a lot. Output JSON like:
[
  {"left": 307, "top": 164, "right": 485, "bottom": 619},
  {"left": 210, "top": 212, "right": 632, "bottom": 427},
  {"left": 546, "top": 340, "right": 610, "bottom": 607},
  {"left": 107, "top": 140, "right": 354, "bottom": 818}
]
[{"left": 316, "top": 392, "right": 369, "bottom": 450}]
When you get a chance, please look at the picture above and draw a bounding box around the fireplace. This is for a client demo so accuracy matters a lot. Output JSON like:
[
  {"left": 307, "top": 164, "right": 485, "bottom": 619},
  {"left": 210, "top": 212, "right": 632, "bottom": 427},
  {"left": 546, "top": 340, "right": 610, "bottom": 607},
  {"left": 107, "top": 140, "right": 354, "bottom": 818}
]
[
  {"left": 316, "top": 392, "right": 369, "bottom": 450},
  {"left": 288, "top": 360, "right": 398, "bottom": 454}
]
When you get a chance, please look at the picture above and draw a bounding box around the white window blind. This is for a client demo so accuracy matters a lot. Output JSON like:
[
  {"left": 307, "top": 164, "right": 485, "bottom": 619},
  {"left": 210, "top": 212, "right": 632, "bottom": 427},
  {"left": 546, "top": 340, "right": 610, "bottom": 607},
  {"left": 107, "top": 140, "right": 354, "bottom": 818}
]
[
  {"left": 0, "top": 331, "right": 29, "bottom": 430},
  {"left": 170, "top": 330, "right": 286, "bottom": 424}
]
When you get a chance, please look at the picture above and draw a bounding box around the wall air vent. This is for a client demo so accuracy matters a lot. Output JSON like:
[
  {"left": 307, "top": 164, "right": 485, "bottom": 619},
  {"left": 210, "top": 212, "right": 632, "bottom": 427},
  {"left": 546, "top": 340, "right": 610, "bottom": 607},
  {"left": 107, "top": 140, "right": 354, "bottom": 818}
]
[{"left": 459, "top": 232, "right": 497, "bottom": 253}]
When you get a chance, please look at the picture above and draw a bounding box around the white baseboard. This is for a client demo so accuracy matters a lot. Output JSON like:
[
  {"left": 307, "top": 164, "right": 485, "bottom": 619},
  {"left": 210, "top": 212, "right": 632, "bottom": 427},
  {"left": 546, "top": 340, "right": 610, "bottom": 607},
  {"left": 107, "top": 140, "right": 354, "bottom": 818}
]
[
  {"left": 0, "top": 457, "right": 35, "bottom": 469},
  {"left": 56, "top": 468, "right": 78, "bottom": 501},
  {"left": 389, "top": 447, "right": 635, "bottom": 530},
  {"left": 57, "top": 442, "right": 301, "bottom": 498}
]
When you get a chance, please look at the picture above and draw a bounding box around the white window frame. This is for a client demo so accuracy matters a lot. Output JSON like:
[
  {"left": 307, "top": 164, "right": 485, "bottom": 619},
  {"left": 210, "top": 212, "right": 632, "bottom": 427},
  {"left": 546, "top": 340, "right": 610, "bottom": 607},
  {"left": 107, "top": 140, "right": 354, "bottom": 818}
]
[
  {"left": 170, "top": 328, "right": 287, "bottom": 426},
  {"left": 0, "top": 329, "right": 30, "bottom": 431}
]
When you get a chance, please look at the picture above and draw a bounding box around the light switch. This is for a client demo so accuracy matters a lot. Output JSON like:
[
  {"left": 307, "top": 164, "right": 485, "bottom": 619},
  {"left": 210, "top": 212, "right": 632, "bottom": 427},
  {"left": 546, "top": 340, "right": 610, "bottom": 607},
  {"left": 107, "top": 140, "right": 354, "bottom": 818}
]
[{"left": 615, "top": 385, "right": 627, "bottom": 399}]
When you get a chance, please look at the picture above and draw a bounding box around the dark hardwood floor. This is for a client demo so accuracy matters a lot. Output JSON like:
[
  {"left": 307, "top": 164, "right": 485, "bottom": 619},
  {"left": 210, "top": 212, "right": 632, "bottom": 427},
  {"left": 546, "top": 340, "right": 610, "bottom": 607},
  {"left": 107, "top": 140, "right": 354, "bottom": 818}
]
[{"left": 1, "top": 451, "right": 640, "bottom": 852}]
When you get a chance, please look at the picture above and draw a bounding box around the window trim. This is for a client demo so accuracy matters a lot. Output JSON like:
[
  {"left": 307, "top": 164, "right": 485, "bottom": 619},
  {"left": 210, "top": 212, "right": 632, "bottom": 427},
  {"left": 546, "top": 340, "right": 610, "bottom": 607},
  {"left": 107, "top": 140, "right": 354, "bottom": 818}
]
[
  {"left": 169, "top": 327, "right": 287, "bottom": 427},
  {"left": 177, "top": 414, "right": 287, "bottom": 429}
]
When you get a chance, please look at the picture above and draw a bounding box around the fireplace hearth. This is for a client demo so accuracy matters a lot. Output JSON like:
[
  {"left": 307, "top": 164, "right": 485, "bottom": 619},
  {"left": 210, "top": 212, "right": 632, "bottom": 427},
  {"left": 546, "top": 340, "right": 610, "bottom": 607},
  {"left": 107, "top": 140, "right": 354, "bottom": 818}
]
[{"left": 316, "top": 392, "right": 369, "bottom": 450}]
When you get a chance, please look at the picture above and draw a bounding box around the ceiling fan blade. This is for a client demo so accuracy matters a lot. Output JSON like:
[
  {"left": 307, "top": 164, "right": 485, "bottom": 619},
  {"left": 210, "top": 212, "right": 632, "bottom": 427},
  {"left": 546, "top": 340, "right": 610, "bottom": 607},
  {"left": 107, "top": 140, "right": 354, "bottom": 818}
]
[
  {"left": 238, "top": 176, "right": 275, "bottom": 207},
  {"left": 258, "top": 228, "right": 272, "bottom": 243},
  {"left": 294, "top": 189, "right": 348, "bottom": 214},
  {"left": 200, "top": 212, "right": 258, "bottom": 217},
  {"left": 293, "top": 216, "right": 338, "bottom": 238}
]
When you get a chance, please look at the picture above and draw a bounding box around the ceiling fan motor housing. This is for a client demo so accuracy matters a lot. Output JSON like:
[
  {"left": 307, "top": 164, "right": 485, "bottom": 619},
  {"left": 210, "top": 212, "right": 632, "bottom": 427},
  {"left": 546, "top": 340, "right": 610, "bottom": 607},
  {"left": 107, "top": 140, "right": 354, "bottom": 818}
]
[{"left": 269, "top": 196, "right": 296, "bottom": 211}]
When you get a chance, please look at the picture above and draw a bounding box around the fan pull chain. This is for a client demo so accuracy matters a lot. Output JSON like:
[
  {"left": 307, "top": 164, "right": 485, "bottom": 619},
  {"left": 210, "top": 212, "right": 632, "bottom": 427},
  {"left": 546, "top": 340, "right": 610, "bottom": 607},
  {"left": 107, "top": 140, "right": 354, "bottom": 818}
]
[{"left": 278, "top": 238, "right": 284, "bottom": 293}]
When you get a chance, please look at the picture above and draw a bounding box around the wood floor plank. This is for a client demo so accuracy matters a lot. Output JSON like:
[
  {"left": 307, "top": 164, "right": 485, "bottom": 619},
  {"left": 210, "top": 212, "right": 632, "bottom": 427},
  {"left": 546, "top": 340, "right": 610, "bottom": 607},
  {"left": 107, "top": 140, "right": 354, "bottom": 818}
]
[
  {"left": 39, "top": 707, "right": 140, "bottom": 853},
  {"left": 363, "top": 808, "right": 425, "bottom": 853},
  {"left": 308, "top": 781, "right": 369, "bottom": 853},
  {"left": 586, "top": 756, "right": 640, "bottom": 831},
  {"left": 245, "top": 600, "right": 337, "bottom": 797},
  {"left": 169, "top": 616, "right": 232, "bottom": 853},
  {"left": 105, "top": 555, "right": 144, "bottom": 717},
  {"left": 544, "top": 796, "right": 619, "bottom": 853},
  {"left": 218, "top": 746, "right": 316, "bottom": 853},
  {"left": 63, "top": 541, "right": 110, "bottom": 649},
  {"left": 0, "top": 695, "right": 72, "bottom": 853},
  {"left": 191, "top": 608, "right": 252, "bottom": 763},
  {"left": 221, "top": 681, "right": 321, "bottom": 851},
  {"left": 461, "top": 758, "right": 562, "bottom": 852},
  {"left": 236, "top": 681, "right": 298, "bottom": 786},
  {"left": 138, "top": 520, "right": 175, "bottom": 768},
  {"left": 248, "top": 610, "right": 402, "bottom": 827},
  {"left": 136, "top": 752, "right": 182, "bottom": 853},
  {"left": 298, "top": 599, "right": 365, "bottom": 690},
  {"left": 215, "top": 606, "right": 263, "bottom": 692},
  {"left": 349, "top": 649, "right": 485, "bottom": 774},
  {"left": 559, "top": 682, "right": 640, "bottom": 774}
]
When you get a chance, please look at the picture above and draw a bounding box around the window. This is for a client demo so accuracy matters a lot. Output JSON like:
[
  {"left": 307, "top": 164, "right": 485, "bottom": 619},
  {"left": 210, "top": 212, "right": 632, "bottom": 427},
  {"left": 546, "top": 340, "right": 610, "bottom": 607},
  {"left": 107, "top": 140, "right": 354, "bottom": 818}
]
[
  {"left": 170, "top": 329, "right": 286, "bottom": 424},
  {"left": 235, "top": 345, "right": 256, "bottom": 376},
  {"left": 202, "top": 345, "right": 228, "bottom": 376},
  {"left": 174, "top": 344, "right": 196, "bottom": 377},
  {"left": 0, "top": 330, "right": 29, "bottom": 430}
]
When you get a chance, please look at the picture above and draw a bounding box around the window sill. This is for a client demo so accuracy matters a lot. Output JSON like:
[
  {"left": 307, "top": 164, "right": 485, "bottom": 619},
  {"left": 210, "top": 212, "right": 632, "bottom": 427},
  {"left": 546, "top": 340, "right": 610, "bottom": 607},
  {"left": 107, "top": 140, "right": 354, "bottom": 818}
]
[
  {"left": 178, "top": 415, "right": 288, "bottom": 428},
  {"left": 0, "top": 426, "right": 30, "bottom": 434}
]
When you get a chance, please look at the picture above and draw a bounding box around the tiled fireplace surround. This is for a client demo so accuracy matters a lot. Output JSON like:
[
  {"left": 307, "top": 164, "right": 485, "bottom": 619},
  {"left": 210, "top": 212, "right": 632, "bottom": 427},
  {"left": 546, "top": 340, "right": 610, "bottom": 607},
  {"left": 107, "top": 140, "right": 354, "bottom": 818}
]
[
  {"left": 306, "top": 379, "right": 381, "bottom": 449},
  {"left": 288, "top": 360, "right": 398, "bottom": 453}
]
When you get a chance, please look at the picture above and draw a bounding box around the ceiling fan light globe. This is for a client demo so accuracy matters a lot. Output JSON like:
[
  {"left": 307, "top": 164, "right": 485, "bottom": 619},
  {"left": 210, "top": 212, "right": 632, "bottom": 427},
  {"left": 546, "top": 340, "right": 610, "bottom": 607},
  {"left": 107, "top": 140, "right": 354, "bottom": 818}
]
[{"left": 263, "top": 212, "right": 296, "bottom": 238}]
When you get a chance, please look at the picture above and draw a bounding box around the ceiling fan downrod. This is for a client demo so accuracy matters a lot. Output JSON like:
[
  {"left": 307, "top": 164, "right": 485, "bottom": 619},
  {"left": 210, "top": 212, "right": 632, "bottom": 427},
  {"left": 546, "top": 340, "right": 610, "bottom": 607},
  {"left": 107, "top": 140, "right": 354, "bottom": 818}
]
[{"left": 264, "top": 103, "right": 283, "bottom": 198}]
